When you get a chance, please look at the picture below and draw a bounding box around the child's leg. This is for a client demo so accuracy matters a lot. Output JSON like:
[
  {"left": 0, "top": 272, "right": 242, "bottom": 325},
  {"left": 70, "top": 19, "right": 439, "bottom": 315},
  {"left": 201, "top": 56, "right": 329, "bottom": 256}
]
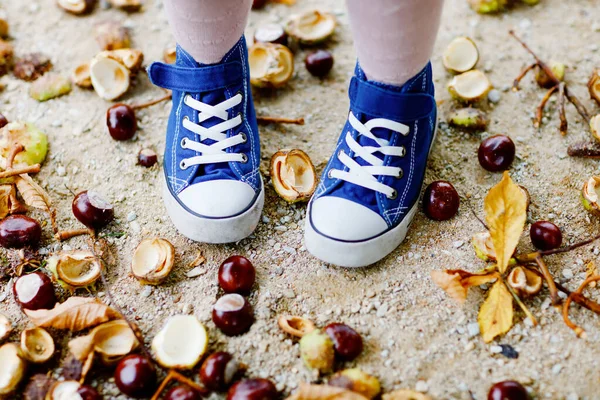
[
  {"left": 346, "top": 0, "right": 444, "bottom": 86},
  {"left": 148, "top": 0, "right": 264, "bottom": 244},
  {"left": 163, "top": 0, "right": 252, "bottom": 64}
]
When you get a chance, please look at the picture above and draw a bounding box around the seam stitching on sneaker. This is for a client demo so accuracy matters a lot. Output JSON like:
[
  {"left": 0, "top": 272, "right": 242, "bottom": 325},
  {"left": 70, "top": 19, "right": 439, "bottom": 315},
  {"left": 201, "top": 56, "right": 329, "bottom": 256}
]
[
  {"left": 173, "top": 93, "right": 185, "bottom": 194},
  {"left": 396, "top": 120, "right": 417, "bottom": 223}
]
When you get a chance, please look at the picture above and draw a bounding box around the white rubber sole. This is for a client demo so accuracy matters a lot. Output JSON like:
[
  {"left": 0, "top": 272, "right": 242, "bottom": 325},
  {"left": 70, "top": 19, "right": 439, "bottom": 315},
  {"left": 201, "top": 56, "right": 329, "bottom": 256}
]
[
  {"left": 305, "top": 202, "right": 418, "bottom": 268},
  {"left": 304, "top": 120, "right": 438, "bottom": 268},
  {"left": 163, "top": 178, "right": 264, "bottom": 244}
]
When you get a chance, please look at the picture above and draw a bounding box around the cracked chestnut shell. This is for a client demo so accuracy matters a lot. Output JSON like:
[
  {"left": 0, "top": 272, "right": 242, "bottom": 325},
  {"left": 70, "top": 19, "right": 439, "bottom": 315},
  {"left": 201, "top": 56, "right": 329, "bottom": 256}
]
[
  {"left": 227, "top": 379, "right": 278, "bottom": 400},
  {"left": 13, "top": 272, "right": 57, "bottom": 310},
  {"left": 212, "top": 294, "right": 254, "bottom": 336},
  {"left": 324, "top": 323, "right": 363, "bottom": 361},
  {"left": 0, "top": 215, "right": 42, "bottom": 249},
  {"left": 72, "top": 190, "right": 114, "bottom": 229}
]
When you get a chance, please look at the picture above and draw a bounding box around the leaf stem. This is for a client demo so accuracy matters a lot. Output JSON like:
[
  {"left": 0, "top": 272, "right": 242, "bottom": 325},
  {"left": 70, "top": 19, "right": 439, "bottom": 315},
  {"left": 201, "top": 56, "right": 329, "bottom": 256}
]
[
  {"left": 257, "top": 116, "right": 305, "bottom": 125},
  {"left": 0, "top": 164, "right": 40, "bottom": 178},
  {"left": 558, "top": 82, "right": 567, "bottom": 135},
  {"left": 562, "top": 276, "right": 600, "bottom": 337},
  {"left": 535, "top": 85, "right": 557, "bottom": 128},
  {"left": 512, "top": 63, "right": 537, "bottom": 91}
]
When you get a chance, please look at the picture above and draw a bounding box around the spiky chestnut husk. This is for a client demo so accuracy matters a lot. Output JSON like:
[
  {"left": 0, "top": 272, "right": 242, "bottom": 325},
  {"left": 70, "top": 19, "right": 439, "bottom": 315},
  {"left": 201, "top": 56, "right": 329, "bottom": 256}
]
[
  {"left": 299, "top": 329, "right": 334, "bottom": 374},
  {"left": 328, "top": 368, "right": 381, "bottom": 399},
  {"left": 29, "top": 73, "right": 72, "bottom": 102},
  {"left": 447, "top": 107, "right": 488, "bottom": 131}
]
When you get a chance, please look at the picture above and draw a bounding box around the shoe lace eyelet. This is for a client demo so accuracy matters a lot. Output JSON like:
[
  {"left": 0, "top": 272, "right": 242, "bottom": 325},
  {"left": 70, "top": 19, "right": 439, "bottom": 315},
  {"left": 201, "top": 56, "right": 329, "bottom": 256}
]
[
  {"left": 337, "top": 150, "right": 344, "bottom": 159},
  {"left": 387, "top": 190, "right": 398, "bottom": 200},
  {"left": 397, "top": 168, "right": 404, "bottom": 179},
  {"left": 240, "top": 154, "right": 248, "bottom": 163},
  {"left": 180, "top": 138, "right": 188, "bottom": 148},
  {"left": 235, "top": 90, "right": 244, "bottom": 101},
  {"left": 327, "top": 170, "right": 334, "bottom": 179},
  {"left": 240, "top": 133, "right": 247, "bottom": 143},
  {"left": 179, "top": 160, "right": 187, "bottom": 170}
]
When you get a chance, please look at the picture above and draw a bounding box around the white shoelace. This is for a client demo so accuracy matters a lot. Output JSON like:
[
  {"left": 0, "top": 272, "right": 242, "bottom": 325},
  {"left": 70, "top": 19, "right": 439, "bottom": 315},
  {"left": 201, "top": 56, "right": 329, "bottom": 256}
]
[
  {"left": 179, "top": 93, "right": 247, "bottom": 170},
  {"left": 329, "top": 112, "right": 409, "bottom": 199}
]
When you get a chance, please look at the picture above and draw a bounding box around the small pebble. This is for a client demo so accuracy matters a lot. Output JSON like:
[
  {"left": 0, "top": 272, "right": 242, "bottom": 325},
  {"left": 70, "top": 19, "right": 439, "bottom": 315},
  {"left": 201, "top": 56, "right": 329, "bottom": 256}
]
[
  {"left": 552, "top": 364, "right": 563, "bottom": 375},
  {"left": 488, "top": 89, "right": 501, "bottom": 103},
  {"left": 490, "top": 345, "right": 503, "bottom": 354},
  {"left": 415, "top": 380, "right": 429, "bottom": 393},
  {"left": 467, "top": 323, "right": 480, "bottom": 337},
  {"left": 127, "top": 211, "right": 137, "bottom": 222},
  {"left": 562, "top": 269, "right": 574, "bottom": 280}
]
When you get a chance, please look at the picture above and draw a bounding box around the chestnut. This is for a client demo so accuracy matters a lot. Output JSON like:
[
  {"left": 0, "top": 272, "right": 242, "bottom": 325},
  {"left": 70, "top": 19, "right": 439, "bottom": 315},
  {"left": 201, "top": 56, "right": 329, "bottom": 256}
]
[
  {"left": 137, "top": 148, "right": 158, "bottom": 168},
  {"left": 212, "top": 294, "right": 254, "bottom": 336},
  {"left": 227, "top": 379, "right": 278, "bottom": 400},
  {"left": 218, "top": 255, "right": 256, "bottom": 295},
  {"left": 254, "top": 24, "right": 288, "bottom": 46},
  {"left": 200, "top": 351, "right": 242, "bottom": 392},
  {"left": 422, "top": 181, "right": 460, "bottom": 221},
  {"left": 324, "top": 323, "right": 363, "bottom": 361},
  {"left": 0, "top": 215, "right": 42, "bottom": 249},
  {"left": 304, "top": 50, "right": 334, "bottom": 77},
  {"left": 77, "top": 385, "right": 102, "bottom": 400},
  {"left": 0, "top": 113, "right": 8, "bottom": 128},
  {"left": 72, "top": 190, "right": 114, "bottom": 229},
  {"left": 107, "top": 103, "right": 137, "bottom": 141},
  {"left": 488, "top": 380, "right": 530, "bottom": 400},
  {"left": 165, "top": 385, "right": 202, "bottom": 400},
  {"left": 13, "top": 272, "right": 57, "bottom": 310},
  {"left": 114, "top": 354, "right": 157, "bottom": 398}
]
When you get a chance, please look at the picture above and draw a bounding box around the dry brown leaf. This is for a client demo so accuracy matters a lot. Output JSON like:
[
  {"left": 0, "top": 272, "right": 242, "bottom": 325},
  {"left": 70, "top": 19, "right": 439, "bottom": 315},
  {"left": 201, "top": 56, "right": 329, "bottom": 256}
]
[
  {"left": 478, "top": 280, "right": 513, "bottom": 342},
  {"left": 431, "top": 269, "right": 499, "bottom": 304},
  {"left": 15, "top": 174, "right": 51, "bottom": 211},
  {"left": 287, "top": 384, "right": 369, "bottom": 400},
  {"left": 0, "top": 184, "right": 12, "bottom": 218},
  {"left": 484, "top": 172, "right": 527, "bottom": 273},
  {"left": 382, "top": 390, "right": 431, "bottom": 400},
  {"left": 24, "top": 296, "right": 119, "bottom": 331}
]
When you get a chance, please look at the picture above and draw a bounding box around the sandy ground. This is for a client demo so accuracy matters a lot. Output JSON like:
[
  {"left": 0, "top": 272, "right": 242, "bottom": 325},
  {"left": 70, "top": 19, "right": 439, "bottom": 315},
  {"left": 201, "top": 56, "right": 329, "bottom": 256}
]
[{"left": 1, "top": 0, "right": 600, "bottom": 398}]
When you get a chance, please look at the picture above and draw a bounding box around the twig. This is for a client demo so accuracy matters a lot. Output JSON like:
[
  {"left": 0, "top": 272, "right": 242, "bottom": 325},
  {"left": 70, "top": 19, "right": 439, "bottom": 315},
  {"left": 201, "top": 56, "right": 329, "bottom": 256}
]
[
  {"left": 512, "top": 63, "right": 537, "bottom": 91},
  {"left": 257, "top": 116, "right": 305, "bottom": 125},
  {"left": 6, "top": 143, "right": 24, "bottom": 169},
  {"left": 150, "top": 369, "right": 209, "bottom": 400},
  {"left": 534, "top": 254, "right": 560, "bottom": 305},
  {"left": 564, "top": 86, "right": 591, "bottom": 124},
  {"left": 555, "top": 281, "right": 600, "bottom": 313},
  {"left": 567, "top": 141, "right": 600, "bottom": 158},
  {"left": 55, "top": 228, "right": 93, "bottom": 241},
  {"left": 131, "top": 90, "right": 172, "bottom": 110},
  {"left": 0, "top": 164, "right": 40, "bottom": 178},
  {"left": 535, "top": 85, "right": 557, "bottom": 128},
  {"left": 539, "top": 232, "right": 600, "bottom": 256},
  {"left": 562, "top": 276, "right": 600, "bottom": 337},
  {"left": 558, "top": 82, "right": 567, "bottom": 135}
]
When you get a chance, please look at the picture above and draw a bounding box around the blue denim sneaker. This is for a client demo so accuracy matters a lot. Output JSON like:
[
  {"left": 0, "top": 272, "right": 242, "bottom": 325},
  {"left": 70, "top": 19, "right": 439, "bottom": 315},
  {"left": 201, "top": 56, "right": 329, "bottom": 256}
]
[
  {"left": 147, "top": 37, "right": 263, "bottom": 243},
  {"left": 304, "top": 63, "right": 437, "bottom": 267}
]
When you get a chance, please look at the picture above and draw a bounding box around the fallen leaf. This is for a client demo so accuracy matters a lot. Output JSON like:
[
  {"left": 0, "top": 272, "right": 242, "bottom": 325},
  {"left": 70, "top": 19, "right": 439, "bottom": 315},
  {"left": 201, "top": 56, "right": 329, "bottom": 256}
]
[
  {"left": 0, "top": 184, "right": 11, "bottom": 218},
  {"left": 15, "top": 174, "right": 51, "bottom": 212},
  {"left": 478, "top": 280, "right": 513, "bottom": 342},
  {"left": 484, "top": 172, "right": 527, "bottom": 273},
  {"left": 24, "top": 296, "right": 119, "bottom": 331},
  {"left": 382, "top": 390, "right": 432, "bottom": 400},
  {"left": 287, "top": 384, "right": 368, "bottom": 400},
  {"left": 431, "top": 269, "right": 499, "bottom": 304}
]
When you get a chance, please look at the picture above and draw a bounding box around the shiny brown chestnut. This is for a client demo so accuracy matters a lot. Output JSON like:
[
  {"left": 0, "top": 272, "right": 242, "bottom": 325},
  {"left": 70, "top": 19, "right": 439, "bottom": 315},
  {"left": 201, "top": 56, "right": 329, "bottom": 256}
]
[
  {"left": 13, "top": 272, "right": 57, "bottom": 310},
  {"left": 227, "top": 378, "right": 278, "bottom": 400},
  {"left": 107, "top": 103, "right": 137, "bottom": 141},
  {"left": 72, "top": 190, "right": 114, "bottom": 229},
  {"left": 0, "top": 215, "right": 42, "bottom": 249},
  {"left": 305, "top": 50, "right": 334, "bottom": 77},
  {"left": 138, "top": 148, "right": 158, "bottom": 168},
  {"left": 324, "top": 323, "right": 363, "bottom": 361},
  {"left": 422, "top": 181, "right": 460, "bottom": 221},
  {"left": 114, "top": 354, "right": 156, "bottom": 398},
  {"left": 218, "top": 255, "right": 256, "bottom": 295},
  {"left": 77, "top": 385, "right": 102, "bottom": 400},
  {"left": 0, "top": 113, "right": 8, "bottom": 128},
  {"left": 200, "top": 351, "right": 242, "bottom": 392},
  {"left": 212, "top": 294, "right": 254, "bottom": 336},
  {"left": 165, "top": 385, "right": 202, "bottom": 400},
  {"left": 488, "top": 381, "right": 530, "bottom": 400}
]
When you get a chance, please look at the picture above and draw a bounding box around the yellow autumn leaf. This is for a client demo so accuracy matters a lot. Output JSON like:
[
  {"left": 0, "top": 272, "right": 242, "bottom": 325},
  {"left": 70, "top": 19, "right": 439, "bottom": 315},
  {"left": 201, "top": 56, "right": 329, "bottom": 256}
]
[
  {"left": 478, "top": 280, "right": 513, "bottom": 342},
  {"left": 15, "top": 173, "right": 52, "bottom": 212},
  {"left": 431, "top": 269, "right": 499, "bottom": 304},
  {"left": 0, "top": 184, "right": 12, "bottom": 219},
  {"left": 484, "top": 172, "right": 527, "bottom": 273}
]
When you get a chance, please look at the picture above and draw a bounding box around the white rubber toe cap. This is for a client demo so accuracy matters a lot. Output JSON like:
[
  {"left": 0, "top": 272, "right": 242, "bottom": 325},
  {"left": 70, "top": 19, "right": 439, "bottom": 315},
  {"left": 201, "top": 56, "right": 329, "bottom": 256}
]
[
  {"left": 310, "top": 196, "right": 388, "bottom": 241},
  {"left": 177, "top": 180, "right": 256, "bottom": 218}
]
